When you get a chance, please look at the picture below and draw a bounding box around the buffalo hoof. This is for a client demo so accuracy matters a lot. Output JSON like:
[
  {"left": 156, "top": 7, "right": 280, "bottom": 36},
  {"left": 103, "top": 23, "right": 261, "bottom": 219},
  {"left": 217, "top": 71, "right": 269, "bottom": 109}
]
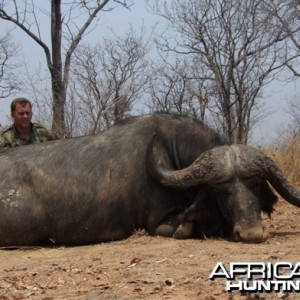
[{"left": 173, "top": 222, "right": 194, "bottom": 239}]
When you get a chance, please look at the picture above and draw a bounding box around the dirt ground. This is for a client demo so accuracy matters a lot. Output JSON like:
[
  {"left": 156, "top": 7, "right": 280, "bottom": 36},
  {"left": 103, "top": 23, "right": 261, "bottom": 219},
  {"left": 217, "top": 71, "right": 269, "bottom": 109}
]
[{"left": 1, "top": 198, "right": 300, "bottom": 300}]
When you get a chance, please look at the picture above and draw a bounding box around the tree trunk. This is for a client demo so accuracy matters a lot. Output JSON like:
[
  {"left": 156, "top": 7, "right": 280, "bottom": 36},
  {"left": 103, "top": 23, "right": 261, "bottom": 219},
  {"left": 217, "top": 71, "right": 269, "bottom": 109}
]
[{"left": 51, "top": 0, "right": 66, "bottom": 137}]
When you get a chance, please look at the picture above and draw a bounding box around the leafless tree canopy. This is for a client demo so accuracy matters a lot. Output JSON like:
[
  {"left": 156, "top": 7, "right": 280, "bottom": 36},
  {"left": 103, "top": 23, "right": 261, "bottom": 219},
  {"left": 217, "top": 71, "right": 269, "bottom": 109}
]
[
  {"left": 147, "top": 56, "right": 212, "bottom": 122},
  {"left": 262, "top": 0, "right": 300, "bottom": 77},
  {"left": 148, "top": 0, "right": 300, "bottom": 143},
  {"left": 287, "top": 96, "right": 300, "bottom": 134},
  {"left": 0, "top": 0, "right": 299, "bottom": 142},
  {"left": 0, "top": 31, "right": 21, "bottom": 100},
  {"left": 66, "top": 27, "right": 151, "bottom": 136},
  {"left": 0, "top": 0, "right": 133, "bottom": 137}
]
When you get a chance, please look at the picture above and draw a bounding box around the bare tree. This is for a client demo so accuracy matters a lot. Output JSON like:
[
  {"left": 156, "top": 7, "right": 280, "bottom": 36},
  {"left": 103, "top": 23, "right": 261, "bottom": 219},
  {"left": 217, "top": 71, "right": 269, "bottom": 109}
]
[
  {"left": 68, "top": 27, "right": 151, "bottom": 135},
  {"left": 0, "top": 0, "right": 133, "bottom": 137},
  {"left": 149, "top": 0, "right": 299, "bottom": 143},
  {"left": 22, "top": 62, "right": 53, "bottom": 127},
  {"left": 287, "top": 96, "right": 300, "bottom": 134},
  {"left": 147, "top": 56, "right": 211, "bottom": 122},
  {"left": 0, "top": 31, "right": 22, "bottom": 100},
  {"left": 262, "top": 0, "right": 300, "bottom": 77}
]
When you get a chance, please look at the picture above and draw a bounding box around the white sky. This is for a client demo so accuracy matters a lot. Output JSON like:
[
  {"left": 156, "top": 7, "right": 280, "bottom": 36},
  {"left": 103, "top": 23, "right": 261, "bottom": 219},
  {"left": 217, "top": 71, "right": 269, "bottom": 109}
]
[{"left": 0, "top": 1, "right": 299, "bottom": 145}]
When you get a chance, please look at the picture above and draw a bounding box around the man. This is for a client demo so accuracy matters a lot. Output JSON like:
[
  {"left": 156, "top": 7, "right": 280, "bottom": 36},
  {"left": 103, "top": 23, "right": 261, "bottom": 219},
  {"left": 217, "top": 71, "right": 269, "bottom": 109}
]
[{"left": 0, "top": 97, "right": 57, "bottom": 149}]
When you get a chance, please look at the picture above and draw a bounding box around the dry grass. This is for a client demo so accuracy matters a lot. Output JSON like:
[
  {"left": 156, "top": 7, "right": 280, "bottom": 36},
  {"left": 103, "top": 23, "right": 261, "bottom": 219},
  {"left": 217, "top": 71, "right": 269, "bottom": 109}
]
[{"left": 265, "top": 134, "right": 300, "bottom": 187}]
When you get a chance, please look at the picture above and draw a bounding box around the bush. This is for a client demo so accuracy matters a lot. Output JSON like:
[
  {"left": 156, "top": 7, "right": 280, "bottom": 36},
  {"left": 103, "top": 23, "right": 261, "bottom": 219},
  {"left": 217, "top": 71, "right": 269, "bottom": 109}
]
[{"left": 266, "top": 134, "right": 300, "bottom": 187}]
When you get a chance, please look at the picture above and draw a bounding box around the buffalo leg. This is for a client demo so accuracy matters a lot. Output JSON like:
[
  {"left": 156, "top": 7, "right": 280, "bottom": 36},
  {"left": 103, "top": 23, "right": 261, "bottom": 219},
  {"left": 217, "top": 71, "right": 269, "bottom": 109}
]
[
  {"left": 173, "top": 192, "right": 228, "bottom": 239},
  {"left": 154, "top": 213, "right": 183, "bottom": 237}
]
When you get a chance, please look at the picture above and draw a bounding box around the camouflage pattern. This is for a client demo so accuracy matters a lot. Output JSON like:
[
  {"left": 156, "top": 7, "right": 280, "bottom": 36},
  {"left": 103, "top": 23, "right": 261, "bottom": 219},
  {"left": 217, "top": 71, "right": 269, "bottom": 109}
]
[{"left": 0, "top": 123, "right": 57, "bottom": 149}]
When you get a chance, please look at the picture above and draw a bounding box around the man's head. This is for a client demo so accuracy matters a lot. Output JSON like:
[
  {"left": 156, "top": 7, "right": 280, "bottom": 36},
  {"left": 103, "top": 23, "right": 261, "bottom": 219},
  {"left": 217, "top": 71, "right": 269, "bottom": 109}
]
[{"left": 11, "top": 97, "right": 33, "bottom": 130}]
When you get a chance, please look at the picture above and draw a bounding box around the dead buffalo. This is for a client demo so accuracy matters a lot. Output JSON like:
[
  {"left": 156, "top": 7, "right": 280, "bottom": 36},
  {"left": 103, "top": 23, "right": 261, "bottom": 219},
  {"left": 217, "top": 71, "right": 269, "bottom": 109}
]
[{"left": 0, "top": 113, "right": 299, "bottom": 246}]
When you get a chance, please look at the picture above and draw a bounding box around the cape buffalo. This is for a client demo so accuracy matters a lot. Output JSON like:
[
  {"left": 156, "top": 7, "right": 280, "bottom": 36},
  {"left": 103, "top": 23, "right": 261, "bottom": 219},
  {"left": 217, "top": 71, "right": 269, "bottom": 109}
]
[{"left": 0, "top": 113, "right": 299, "bottom": 246}]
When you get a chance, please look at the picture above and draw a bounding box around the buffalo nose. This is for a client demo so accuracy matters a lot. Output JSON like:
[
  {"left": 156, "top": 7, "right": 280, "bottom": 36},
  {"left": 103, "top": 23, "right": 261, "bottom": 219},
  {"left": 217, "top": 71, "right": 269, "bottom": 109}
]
[{"left": 233, "top": 224, "right": 268, "bottom": 243}]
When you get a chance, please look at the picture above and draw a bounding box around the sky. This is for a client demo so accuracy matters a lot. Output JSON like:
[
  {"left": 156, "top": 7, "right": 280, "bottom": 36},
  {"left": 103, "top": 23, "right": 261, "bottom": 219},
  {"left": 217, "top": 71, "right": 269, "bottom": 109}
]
[
  {"left": 0, "top": 1, "right": 299, "bottom": 145},
  {"left": 253, "top": 78, "right": 299, "bottom": 144}
]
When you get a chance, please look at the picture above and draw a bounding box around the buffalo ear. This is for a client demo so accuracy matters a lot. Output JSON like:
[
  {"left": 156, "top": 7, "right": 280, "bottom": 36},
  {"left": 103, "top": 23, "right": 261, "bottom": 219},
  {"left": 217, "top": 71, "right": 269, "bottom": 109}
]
[{"left": 260, "top": 181, "right": 278, "bottom": 217}]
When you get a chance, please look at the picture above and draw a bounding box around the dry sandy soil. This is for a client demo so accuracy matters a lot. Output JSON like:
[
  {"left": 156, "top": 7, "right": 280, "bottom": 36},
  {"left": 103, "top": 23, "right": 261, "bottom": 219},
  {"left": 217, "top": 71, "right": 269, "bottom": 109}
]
[{"left": 1, "top": 198, "right": 300, "bottom": 300}]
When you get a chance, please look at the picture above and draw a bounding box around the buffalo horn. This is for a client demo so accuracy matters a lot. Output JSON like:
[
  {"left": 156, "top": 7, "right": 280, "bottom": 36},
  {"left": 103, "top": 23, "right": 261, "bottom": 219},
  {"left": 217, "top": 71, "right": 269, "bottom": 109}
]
[
  {"left": 146, "top": 133, "right": 236, "bottom": 188},
  {"left": 146, "top": 134, "right": 300, "bottom": 207},
  {"left": 233, "top": 144, "right": 300, "bottom": 207}
]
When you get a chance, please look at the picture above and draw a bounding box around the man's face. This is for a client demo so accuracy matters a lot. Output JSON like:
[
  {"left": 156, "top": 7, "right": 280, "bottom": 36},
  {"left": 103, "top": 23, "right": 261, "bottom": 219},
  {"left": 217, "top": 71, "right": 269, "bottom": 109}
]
[{"left": 11, "top": 103, "right": 32, "bottom": 129}]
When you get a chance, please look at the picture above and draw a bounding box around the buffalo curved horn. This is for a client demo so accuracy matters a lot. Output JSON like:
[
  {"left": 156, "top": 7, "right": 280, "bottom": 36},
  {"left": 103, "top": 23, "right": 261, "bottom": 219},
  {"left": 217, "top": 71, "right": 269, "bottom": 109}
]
[
  {"left": 146, "top": 134, "right": 300, "bottom": 207},
  {"left": 233, "top": 144, "right": 300, "bottom": 207},
  {"left": 146, "top": 133, "right": 237, "bottom": 187}
]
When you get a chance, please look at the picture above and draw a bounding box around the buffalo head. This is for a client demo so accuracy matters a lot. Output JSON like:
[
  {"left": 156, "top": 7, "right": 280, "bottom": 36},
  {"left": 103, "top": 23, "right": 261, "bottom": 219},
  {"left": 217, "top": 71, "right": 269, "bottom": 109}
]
[{"left": 147, "top": 135, "right": 300, "bottom": 243}]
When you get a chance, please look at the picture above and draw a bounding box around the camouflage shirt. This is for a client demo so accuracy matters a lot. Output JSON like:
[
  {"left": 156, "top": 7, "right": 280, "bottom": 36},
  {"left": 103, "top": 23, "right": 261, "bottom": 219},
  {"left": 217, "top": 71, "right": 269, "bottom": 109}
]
[{"left": 0, "top": 123, "right": 57, "bottom": 149}]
